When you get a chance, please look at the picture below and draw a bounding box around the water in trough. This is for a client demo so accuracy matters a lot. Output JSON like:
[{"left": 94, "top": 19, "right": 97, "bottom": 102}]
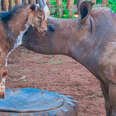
[{"left": 5, "top": 24, "right": 29, "bottom": 67}]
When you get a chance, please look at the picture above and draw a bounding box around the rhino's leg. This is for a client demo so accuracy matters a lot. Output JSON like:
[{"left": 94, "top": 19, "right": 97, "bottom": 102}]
[
  {"left": 109, "top": 83, "right": 116, "bottom": 116},
  {"left": 100, "top": 82, "right": 112, "bottom": 116}
]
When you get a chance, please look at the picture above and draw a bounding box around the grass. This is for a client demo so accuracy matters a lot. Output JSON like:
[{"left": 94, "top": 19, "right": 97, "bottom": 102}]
[
  {"left": 17, "top": 69, "right": 23, "bottom": 73},
  {"left": 39, "top": 60, "right": 43, "bottom": 64},
  {"left": 49, "top": 59, "right": 63, "bottom": 65}
]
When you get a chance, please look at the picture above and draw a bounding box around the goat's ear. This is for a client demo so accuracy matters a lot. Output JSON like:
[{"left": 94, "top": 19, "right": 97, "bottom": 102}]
[
  {"left": 30, "top": 4, "right": 36, "bottom": 11},
  {"left": 78, "top": 1, "right": 93, "bottom": 23}
]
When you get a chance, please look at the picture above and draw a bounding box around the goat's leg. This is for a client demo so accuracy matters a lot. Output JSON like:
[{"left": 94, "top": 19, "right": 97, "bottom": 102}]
[
  {"left": 0, "top": 66, "right": 8, "bottom": 98},
  {"left": 41, "top": 20, "right": 47, "bottom": 31},
  {"left": 100, "top": 82, "right": 112, "bottom": 116},
  {"left": 0, "top": 53, "right": 8, "bottom": 98}
]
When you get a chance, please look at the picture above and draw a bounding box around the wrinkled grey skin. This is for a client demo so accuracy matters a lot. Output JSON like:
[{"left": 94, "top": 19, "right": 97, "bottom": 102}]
[{"left": 23, "top": 1, "right": 116, "bottom": 116}]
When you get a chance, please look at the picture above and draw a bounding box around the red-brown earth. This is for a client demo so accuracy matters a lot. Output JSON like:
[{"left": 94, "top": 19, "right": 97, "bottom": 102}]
[{"left": 5, "top": 46, "right": 105, "bottom": 116}]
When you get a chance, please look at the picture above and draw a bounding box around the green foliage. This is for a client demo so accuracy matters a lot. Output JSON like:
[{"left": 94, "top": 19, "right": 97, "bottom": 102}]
[
  {"left": 96, "top": 0, "right": 116, "bottom": 13},
  {"left": 74, "top": 0, "right": 77, "bottom": 4},
  {"left": 108, "top": 0, "right": 116, "bottom": 13},
  {"left": 49, "top": 0, "right": 116, "bottom": 18},
  {"left": 49, "top": 0, "right": 77, "bottom": 18},
  {"left": 96, "top": 0, "right": 102, "bottom": 4},
  {"left": 49, "top": 59, "right": 63, "bottom": 65}
]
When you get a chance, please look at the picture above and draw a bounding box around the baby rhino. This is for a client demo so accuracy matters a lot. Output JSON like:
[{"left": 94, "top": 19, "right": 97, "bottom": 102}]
[{"left": 23, "top": 1, "right": 116, "bottom": 116}]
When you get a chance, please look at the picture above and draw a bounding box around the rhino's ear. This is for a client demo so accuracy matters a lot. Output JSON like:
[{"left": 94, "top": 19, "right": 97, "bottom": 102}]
[{"left": 78, "top": 1, "right": 93, "bottom": 23}]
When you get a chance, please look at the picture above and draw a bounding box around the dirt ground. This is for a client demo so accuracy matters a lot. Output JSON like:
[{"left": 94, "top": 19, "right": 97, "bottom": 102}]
[{"left": 5, "top": 46, "right": 105, "bottom": 116}]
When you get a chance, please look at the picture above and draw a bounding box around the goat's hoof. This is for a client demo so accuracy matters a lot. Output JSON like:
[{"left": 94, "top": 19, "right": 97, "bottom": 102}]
[
  {"left": 1, "top": 69, "right": 8, "bottom": 77},
  {"left": 0, "top": 79, "right": 5, "bottom": 99},
  {"left": 0, "top": 91, "right": 4, "bottom": 99}
]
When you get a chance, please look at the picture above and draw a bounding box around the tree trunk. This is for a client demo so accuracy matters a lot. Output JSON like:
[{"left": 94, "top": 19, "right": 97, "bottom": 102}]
[{"left": 67, "top": 0, "right": 74, "bottom": 17}]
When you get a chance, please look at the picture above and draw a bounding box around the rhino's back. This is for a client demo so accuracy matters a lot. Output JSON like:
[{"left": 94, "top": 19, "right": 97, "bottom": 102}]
[{"left": 90, "top": 7, "right": 116, "bottom": 48}]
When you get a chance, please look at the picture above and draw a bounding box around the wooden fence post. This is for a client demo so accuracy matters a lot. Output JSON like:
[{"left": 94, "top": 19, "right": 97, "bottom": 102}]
[
  {"left": 9, "top": 0, "right": 14, "bottom": 9},
  {"left": 36, "top": 0, "right": 39, "bottom": 3},
  {"left": 25, "top": 0, "right": 29, "bottom": 4},
  {"left": 0, "top": 0, "right": 1, "bottom": 11},
  {"left": 67, "top": 0, "right": 74, "bottom": 16},
  {"left": 56, "top": 0, "right": 62, "bottom": 17},
  {"left": 15, "top": 0, "right": 23, "bottom": 5},
  {"left": 9, "top": 0, "right": 16, "bottom": 10},
  {"left": 103, "top": 0, "right": 108, "bottom": 6},
  {"left": 3, "top": 0, "right": 9, "bottom": 11},
  {"left": 92, "top": 0, "right": 96, "bottom": 4},
  {"left": 30, "top": 0, "right": 34, "bottom": 3}
]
